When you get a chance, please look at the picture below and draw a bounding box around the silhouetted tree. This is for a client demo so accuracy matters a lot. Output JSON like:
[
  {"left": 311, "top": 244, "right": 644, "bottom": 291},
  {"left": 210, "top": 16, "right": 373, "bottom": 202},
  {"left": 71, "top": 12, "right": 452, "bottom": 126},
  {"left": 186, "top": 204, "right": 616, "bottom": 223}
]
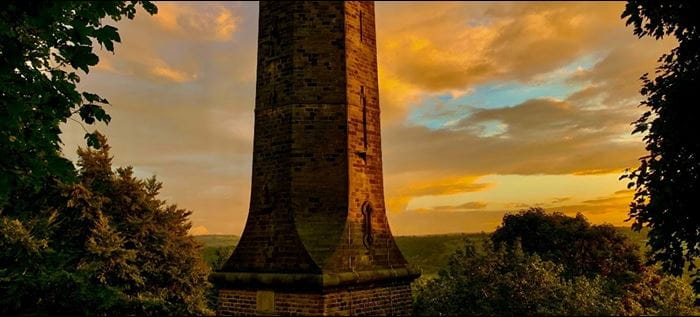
[
  {"left": 491, "top": 208, "right": 643, "bottom": 286},
  {"left": 620, "top": 0, "right": 700, "bottom": 291}
]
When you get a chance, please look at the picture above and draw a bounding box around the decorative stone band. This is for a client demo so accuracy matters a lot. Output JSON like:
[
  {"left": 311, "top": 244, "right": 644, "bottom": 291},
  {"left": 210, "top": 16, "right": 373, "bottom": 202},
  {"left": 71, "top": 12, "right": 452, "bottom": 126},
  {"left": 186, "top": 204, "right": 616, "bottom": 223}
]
[{"left": 211, "top": 267, "right": 421, "bottom": 291}]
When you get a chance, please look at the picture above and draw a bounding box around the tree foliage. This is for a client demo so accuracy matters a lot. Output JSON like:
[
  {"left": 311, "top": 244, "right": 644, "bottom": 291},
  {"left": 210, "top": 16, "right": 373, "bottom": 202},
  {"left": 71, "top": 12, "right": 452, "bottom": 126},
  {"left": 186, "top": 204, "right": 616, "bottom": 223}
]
[
  {"left": 491, "top": 208, "right": 643, "bottom": 284},
  {"left": 619, "top": 269, "right": 697, "bottom": 316},
  {"left": 414, "top": 209, "right": 697, "bottom": 316},
  {"left": 1, "top": 134, "right": 212, "bottom": 315},
  {"left": 413, "top": 240, "right": 617, "bottom": 316},
  {"left": 620, "top": 0, "right": 700, "bottom": 291},
  {"left": 0, "top": 0, "right": 156, "bottom": 209},
  {"left": 0, "top": 3, "right": 215, "bottom": 314}
]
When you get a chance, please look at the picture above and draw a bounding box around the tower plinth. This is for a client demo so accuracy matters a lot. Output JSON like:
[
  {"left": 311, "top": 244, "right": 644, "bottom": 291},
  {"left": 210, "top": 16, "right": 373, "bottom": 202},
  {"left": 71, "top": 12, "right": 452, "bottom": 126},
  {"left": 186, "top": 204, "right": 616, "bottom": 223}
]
[{"left": 212, "top": 2, "right": 419, "bottom": 315}]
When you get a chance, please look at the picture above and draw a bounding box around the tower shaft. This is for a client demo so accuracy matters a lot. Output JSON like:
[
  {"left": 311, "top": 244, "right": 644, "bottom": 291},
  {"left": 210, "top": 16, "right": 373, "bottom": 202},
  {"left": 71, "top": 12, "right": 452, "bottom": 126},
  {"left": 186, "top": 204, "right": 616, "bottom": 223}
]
[{"left": 214, "top": 2, "right": 418, "bottom": 315}]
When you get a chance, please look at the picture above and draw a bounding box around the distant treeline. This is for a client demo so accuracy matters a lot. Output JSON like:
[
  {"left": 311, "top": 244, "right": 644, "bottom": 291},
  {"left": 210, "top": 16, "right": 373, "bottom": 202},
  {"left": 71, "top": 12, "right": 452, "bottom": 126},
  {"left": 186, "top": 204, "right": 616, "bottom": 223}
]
[{"left": 196, "top": 227, "right": 648, "bottom": 276}]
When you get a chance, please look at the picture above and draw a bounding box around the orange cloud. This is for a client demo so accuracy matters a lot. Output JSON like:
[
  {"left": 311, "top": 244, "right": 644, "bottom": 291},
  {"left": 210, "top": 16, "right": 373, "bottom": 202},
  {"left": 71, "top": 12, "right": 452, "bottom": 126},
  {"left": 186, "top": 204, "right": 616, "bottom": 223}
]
[
  {"left": 551, "top": 197, "right": 572, "bottom": 204},
  {"left": 450, "top": 201, "right": 487, "bottom": 209},
  {"left": 149, "top": 64, "right": 196, "bottom": 83},
  {"left": 433, "top": 201, "right": 489, "bottom": 211},
  {"left": 62, "top": 2, "right": 675, "bottom": 236},
  {"left": 375, "top": 2, "right": 636, "bottom": 122},
  {"left": 386, "top": 175, "right": 493, "bottom": 213},
  {"left": 386, "top": 188, "right": 635, "bottom": 235},
  {"left": 153, "top": 3, "right": 240, "bottom": 41},
  {"left": 388, "top": 208, "right": 505, "bottom": 235},
  {"left": 572, "top": 168, "right": 624, "bottom": 176},
  {"left": 548, "top": 189, "right": 634, "bottom": 219}
]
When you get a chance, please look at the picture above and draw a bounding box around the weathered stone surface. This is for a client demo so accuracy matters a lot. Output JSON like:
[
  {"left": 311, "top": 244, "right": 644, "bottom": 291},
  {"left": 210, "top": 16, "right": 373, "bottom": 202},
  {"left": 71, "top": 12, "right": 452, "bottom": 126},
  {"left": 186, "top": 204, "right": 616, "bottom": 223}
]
[
  {"left": 216, "top": 1, "right": 418, "bottom": 315},
  {"left": 218, "top": 282, "right": 414, "bottom": 316}
]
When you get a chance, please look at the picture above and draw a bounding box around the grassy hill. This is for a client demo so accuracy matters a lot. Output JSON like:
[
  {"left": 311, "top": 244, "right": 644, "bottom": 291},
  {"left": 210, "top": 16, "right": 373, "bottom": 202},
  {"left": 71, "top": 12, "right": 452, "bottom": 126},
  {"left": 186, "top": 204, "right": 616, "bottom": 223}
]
[
  {"left": 194, "top": 234, "right": 240, "bottom": 248},
  {"left": 394, "top": 233, "right": 489, "bottom": 276},
  {"left": 195, "top": 227, "right": 649, "bottom": 276},
  {"left": 194, "top": 235, "right": 240, "bottom": 269}
]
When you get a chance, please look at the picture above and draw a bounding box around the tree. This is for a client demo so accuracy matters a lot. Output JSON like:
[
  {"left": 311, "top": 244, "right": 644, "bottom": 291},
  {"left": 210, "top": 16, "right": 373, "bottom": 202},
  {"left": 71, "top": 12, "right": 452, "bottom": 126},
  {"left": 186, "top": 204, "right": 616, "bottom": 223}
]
[
  {"left": 413, "top": 240, "right": 617, "bottom": 316},
  {"left": 1, "top": 134, "right": 212, "bottom": 315},
  {"left": 620, "top": 0, "right": 700, "bottom": 291},
  {"left": 619, "top": 269, "right": 697, "bottom": 316},
  {"left": 0, "top": 3, "right": 214, "bottom": 315},
  {"left": 414, "top": 210, "right": 698, "bottom": 316},
  {"left": 0, "top": 1, "right": 156, "bottom": 209},
  {"left": 491, "top": 208, "right": 643, "bottom": 285}
]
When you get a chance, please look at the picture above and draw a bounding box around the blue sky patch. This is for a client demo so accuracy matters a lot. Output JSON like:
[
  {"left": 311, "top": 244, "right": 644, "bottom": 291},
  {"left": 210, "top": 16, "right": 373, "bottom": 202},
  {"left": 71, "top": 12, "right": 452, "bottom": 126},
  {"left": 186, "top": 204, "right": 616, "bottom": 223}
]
[{"left": 407, "top": 53, "right": 603, "bottom": 130}]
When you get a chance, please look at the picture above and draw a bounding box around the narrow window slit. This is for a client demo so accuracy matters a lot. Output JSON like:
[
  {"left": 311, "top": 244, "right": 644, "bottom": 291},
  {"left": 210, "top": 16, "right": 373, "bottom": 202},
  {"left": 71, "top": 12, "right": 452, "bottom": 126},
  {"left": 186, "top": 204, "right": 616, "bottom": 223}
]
[
  {"left": 359, "top": 11, "right": 364, "bottom": 44},
  {"left": 361, "top": 86, "right": 368, "bottom": 150},
  {"left": 362, "top": 202, "right": 373, "bottom": 248}
]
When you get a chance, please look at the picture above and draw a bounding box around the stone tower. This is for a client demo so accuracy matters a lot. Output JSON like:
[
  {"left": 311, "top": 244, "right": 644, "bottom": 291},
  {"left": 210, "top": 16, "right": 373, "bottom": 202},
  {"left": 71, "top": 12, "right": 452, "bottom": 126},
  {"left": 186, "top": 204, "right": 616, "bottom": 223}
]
[{"left": 212, "top": 1, "right": 419, "bottom": 315}]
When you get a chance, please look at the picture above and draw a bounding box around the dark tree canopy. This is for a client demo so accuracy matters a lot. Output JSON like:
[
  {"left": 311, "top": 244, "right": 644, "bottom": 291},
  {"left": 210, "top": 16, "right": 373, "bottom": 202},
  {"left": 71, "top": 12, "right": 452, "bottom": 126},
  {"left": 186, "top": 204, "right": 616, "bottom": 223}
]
[
  {"left": 0, "top": 1, "right": 156, "bottom": 209},
  {"left": 491, "top": 208, "right": 643, "bottom": 283},
  {"left": 1, "top": 2, "right": 212, "bottom": 315},
  {"left": 414, "top": 241, "right": 618, "bottom": 316},
  {"left": 414, "top": 242, "right": 696, "bottom": 316},
  {"left": 1, "top": 135, "right": 212, "bottom": 315},
  {"left": 620, "top": 0, "right": 700, "bottom": 291}
]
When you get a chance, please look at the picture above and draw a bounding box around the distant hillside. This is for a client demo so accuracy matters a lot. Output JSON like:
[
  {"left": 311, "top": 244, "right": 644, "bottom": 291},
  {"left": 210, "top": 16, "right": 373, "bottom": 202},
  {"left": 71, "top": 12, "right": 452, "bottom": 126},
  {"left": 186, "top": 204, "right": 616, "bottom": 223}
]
[
  {"left": 194, "top": 235, "right": 240, "bottom": 268},
  {"left": 395, "top": 233, "right": 489, "bottom": 276},
  {"left": 195, "top": 227, "right": 649, "bottom": 275},
  {"left": 194, "top": 234, "right": 240, "bottom": 248}
]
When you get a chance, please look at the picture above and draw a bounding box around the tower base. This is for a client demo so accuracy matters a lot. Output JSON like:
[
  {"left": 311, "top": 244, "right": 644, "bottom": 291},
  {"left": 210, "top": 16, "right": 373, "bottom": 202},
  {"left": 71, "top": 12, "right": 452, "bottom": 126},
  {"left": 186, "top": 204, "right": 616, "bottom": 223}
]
[{"left": 217, "top": 281, "right": 413, "bottom": 316}]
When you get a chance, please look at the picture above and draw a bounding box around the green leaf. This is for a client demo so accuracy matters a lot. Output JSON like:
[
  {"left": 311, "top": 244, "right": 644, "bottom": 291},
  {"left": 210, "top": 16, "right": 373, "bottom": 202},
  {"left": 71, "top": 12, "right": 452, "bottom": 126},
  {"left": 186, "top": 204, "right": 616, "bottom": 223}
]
[
  {"left": 84, "top": 132, "right": 102, "bottom": 149},
  {"left": 95, "top": 25, "right": 121, "bottom": 52}
]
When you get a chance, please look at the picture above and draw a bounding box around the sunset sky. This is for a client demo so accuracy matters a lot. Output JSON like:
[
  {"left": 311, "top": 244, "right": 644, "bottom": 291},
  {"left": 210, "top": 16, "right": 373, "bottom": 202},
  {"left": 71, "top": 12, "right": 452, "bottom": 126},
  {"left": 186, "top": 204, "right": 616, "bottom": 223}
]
[{"left": 60, "top": 1, "right": 674, "bottom": 236}]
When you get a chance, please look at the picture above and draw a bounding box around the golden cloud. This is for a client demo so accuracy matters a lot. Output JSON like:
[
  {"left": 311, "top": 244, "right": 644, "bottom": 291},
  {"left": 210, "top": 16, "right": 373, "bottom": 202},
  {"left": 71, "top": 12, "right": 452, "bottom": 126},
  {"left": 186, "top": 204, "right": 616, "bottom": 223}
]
[
  {"left": 572, "top": 168, "right": 624, "bottom": 176},
  {"left": 149, "top": 64, "right": 196, "bottom": 83},
  {"left": 63, "top": 2, "right": 675, "bottom": 235},
  {"left": 374, "top": 2, "right": 635, "bottom": 122},
  {"left": 548, "top": 188, "right": 634, "bottom": 217},
  {"left": 89, "top": 2, "right": 247, "bottom": 84},
  {"left": 551, "top": 197, "right": 572, "bottom": 204},
  {"left": 386, "top": 175, "right": 493, "bottom": 213},
  {"left": 153, "top": 3, "right": 240, "bottom": 41},
  {"left": 433, "top": 201, "right": 489, "bottom": 211},
  {"left": 388, "top": 208, "right": 505, "bottom": 235}
]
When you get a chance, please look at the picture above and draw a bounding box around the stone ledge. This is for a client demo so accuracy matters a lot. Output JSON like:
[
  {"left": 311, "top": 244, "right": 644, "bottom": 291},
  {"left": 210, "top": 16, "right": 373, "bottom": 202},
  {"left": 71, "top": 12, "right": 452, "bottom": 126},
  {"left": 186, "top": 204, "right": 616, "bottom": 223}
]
[{"left": 211, "top": 267, "right": 421, "bottom": 291}]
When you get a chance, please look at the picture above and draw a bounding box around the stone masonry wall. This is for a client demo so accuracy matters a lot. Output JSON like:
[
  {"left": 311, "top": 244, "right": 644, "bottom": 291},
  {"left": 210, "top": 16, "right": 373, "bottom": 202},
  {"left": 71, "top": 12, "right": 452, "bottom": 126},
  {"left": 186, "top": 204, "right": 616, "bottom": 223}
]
[
  {"left": 321, "top": 0, "right": 408, "bottom": 274},
  {"left": 218, "top": 282, "right": 413, "bottom": 316},
  {"left": 222, "top": 1, "right": 349, "bottom": 274},
  {"left": 219, "top": 1, "right": 418, "bottom": 315},
  {"left": 223, "top": 0, "right": 409, "bottom": 276}
]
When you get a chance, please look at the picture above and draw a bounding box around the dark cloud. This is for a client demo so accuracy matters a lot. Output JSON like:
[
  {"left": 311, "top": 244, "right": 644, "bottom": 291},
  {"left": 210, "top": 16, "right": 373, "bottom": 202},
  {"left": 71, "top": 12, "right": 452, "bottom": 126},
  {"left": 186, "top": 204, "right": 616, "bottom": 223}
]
[{"left": 383, "top": 97, "right": 644, "bottom": 177}]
